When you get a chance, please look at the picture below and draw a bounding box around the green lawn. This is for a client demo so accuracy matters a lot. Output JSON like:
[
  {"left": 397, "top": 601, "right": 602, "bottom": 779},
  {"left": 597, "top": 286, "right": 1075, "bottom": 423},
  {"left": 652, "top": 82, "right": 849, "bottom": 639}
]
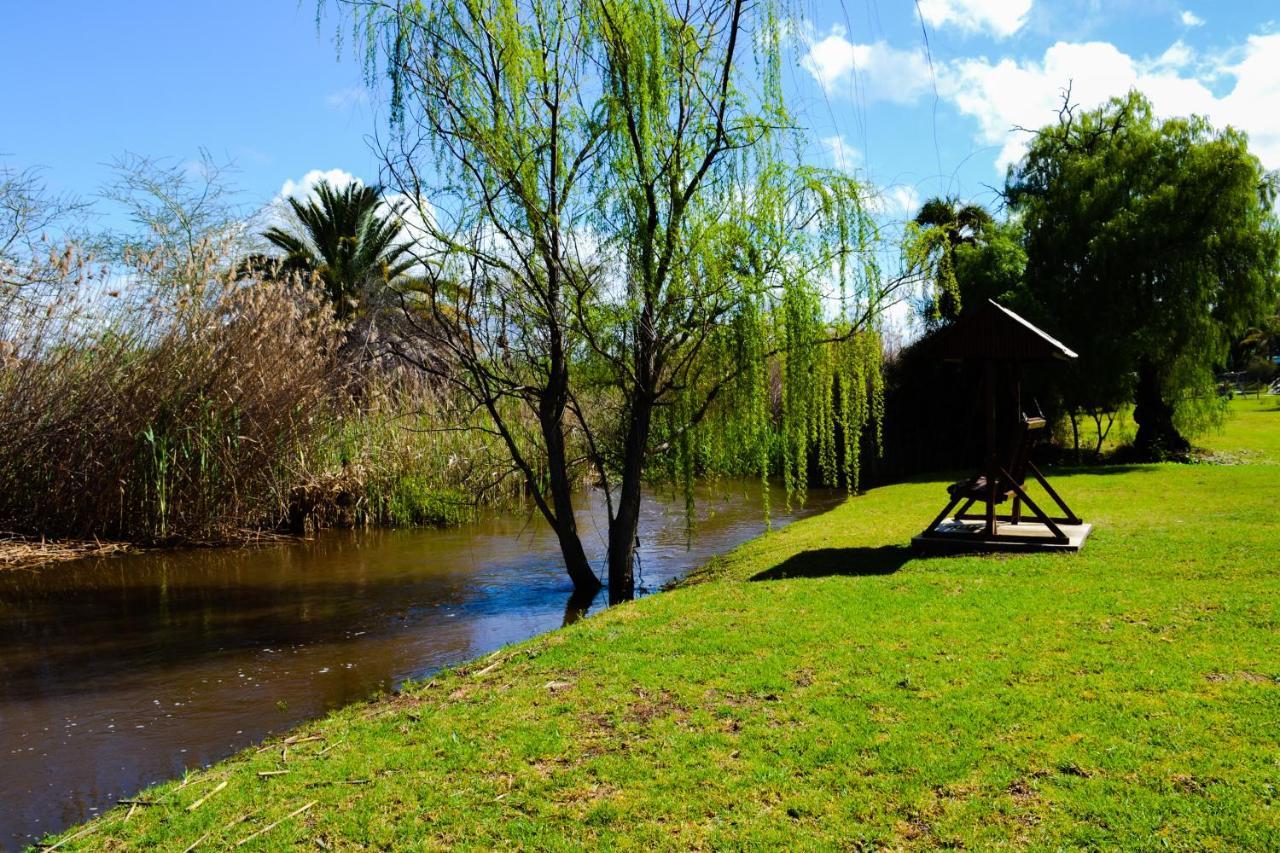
[
  {"left": 1199, "top": 395, "right": 1280, "bottom": 462},
  {"left": 49, "top": 406, "right": 1280, "bottom": 850}
]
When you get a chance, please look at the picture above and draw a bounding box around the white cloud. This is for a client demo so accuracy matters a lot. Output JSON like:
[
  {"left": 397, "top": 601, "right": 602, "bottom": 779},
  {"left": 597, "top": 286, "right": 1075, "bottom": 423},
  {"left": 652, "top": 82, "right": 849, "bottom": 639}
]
[
  {"left": 1180, "top": 10, "right": 1205, "bottom": 27},
  {"left": 1213, "top": 34, "right": 1280, "bottom": 169},
  {"left": 941, "top": 34, "right": 1280, "bottom": 170},
  {"left": 868, "top": 184, "right": 922, "bottom": 218},
  {"left": 801, "top": 28, "right": 934, "bottom": 103},
  {"left": 1149, "top": 40, "right": 1195, "bottom": 72},
  {"left": 278, "top": 168, "right": 360, "bottom": 201},
  {"left": 821, "top": 135, "right": 861, "bottom": 171},
  {"left": 918, "top": 0, "right": 1033, "bottom": 38}
]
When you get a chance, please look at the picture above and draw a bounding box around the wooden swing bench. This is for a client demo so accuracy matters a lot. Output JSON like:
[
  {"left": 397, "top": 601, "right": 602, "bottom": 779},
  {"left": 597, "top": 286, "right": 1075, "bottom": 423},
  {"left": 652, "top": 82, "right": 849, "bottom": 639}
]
[
  {"left": 911, "top": 300, "right": 1093, "bottom": 553},
  {"left": 922, "top": 414, "right": 1083, "bottom": 547}
]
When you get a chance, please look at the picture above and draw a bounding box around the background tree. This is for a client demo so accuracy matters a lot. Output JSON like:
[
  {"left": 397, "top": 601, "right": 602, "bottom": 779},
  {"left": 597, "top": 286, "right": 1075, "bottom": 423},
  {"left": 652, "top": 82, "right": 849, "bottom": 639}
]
[
  {"left": 1, "top": 161, "right": 91, "bottom": 298},
  {"left": 1006, "top": 90, "right": 1280, "bottom": 458},
  {"left": 98, "top": 151, "right": 248, "bottom": 290},
  {"left": 909, "top": 196, "right": 992, "bottom": 326},
  {"left": 1236, "top": 308, "right": 1280, "bottom": 395},
  {"left": 332, "top": 0, "right": 899, "bottom": 599},
  {"left": 907, "top": 197, "right": 1024, "bottom": 330},
  {"left": 259, "top": 180, "right": 415, "bottom": 320}
]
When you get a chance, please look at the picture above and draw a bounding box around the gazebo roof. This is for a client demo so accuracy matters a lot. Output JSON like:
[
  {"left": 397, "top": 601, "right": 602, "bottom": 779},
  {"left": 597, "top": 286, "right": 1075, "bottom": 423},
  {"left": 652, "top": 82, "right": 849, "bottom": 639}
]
[{"left": 927, "top": 300, "right": 1077, "bottom": 362}]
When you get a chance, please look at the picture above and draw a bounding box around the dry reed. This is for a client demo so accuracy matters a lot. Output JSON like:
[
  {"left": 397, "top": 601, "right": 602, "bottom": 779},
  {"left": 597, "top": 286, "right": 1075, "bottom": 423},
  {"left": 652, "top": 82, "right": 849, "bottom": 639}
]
[{"left": 0, "top": 245, "right": 341, "bottom": 542}]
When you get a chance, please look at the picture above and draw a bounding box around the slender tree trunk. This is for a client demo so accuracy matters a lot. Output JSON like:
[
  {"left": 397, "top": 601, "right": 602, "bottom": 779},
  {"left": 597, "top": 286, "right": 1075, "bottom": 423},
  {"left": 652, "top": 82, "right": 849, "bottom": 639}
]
[
  {"left": 544, "top": 425, "right": 599, "bottom": 594},
  {"left": 1132, "top": 360, "right": 1190, "bottom": 459},
  {"left": 540, "top": 303, "right": 601, "bottom": 595},
  {"left": 606, "top": 393, "right": 653, "bottom": 603}
]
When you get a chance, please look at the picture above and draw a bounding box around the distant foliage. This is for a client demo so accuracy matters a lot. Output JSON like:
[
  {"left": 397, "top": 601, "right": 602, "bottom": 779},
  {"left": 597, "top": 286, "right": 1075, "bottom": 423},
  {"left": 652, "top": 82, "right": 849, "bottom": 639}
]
[{"left": 905, "top": 197, "right": 995, "bottom": 327}]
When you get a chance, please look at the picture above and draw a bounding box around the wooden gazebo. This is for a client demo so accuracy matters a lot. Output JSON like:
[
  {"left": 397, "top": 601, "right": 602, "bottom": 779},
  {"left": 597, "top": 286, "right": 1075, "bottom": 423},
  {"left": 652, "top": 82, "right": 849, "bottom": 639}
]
[{"left": 912, "top": 300, "right": 1092, "bottom": 553}]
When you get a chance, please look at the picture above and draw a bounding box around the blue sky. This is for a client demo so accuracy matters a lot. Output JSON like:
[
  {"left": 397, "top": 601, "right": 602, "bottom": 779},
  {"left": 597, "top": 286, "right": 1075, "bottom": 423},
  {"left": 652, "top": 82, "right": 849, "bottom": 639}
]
[{"left": 3, "top": 1, "right": 1277, "bottom": 227}]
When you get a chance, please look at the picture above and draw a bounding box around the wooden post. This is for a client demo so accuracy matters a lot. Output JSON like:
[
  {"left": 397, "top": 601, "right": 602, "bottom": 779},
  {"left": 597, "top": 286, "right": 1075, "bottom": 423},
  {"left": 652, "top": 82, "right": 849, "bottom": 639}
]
[
  {"left": 984, "top": 360, "right": 997, "bottom": 537},
  {"left": 1011, "top": 360, "right": 1023, "bottom": 526}
]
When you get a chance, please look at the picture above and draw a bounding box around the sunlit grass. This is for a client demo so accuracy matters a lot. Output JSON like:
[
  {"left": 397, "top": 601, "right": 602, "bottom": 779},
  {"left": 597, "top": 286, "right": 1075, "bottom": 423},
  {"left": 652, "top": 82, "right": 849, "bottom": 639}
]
[
  {"left": 1199, "top": 394, "right": 1280, "bottom": 462},
  {"left": 49, "top": 410, "right": 1280, "bottom": 850}
]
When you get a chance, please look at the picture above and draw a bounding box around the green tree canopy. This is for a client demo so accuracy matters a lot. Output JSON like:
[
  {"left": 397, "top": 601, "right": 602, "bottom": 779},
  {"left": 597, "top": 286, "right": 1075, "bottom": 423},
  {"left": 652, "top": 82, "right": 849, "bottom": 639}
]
[
  {"left": 907, "top": 197, "right": 1023, "bottom": 329},
  {"left": 327, "top": 0, "right": 905, "bottom": 597},
  {"left": 260, "top": 180, "right": 414, "bottom": 320},
  {"left": 1006, "top": 90, "right": 1280, "bottom": 457}
]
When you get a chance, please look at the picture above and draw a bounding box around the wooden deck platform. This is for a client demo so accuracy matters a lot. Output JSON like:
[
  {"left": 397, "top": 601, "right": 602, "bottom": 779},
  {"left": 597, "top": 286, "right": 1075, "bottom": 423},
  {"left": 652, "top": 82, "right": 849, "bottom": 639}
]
[{"left": 912, "top": 518, "right": 1093, "bottom": 554}]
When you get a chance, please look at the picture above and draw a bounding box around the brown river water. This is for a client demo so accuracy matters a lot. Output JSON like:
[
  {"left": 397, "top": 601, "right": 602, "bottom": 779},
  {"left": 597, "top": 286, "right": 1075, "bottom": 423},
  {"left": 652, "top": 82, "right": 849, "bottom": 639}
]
[{"left": 0, "top": 482, "right": 838, "bottom": 848}]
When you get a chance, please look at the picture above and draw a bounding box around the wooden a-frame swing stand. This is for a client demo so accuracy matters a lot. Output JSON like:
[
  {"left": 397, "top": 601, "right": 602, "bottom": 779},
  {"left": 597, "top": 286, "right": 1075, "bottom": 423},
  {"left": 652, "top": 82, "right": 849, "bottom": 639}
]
[{"left": 912, "top": 301, "right": 1093, "bottom": 554}]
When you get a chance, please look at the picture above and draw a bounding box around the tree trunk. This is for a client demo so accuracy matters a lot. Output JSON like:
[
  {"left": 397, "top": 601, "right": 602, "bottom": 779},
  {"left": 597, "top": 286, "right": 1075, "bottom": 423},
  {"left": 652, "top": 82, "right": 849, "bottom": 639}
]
[
  {"left": 540, "top": 318, "right": 601, "bottom": 595},
  {"left": 1132, "top": 360, "right": 1190, "bottom": 459},
  {"left": 542, "top": 431, "right": 600, "bottom": 593},
  {"left": 606, "top": 394, "right": 653, "bottom": 604}
]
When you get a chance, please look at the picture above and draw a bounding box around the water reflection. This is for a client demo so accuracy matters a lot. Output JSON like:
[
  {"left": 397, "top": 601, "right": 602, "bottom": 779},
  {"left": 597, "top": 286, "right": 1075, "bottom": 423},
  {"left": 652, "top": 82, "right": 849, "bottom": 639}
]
[{"left": 0, "top": 481, "right": 838, "bottom": 848}]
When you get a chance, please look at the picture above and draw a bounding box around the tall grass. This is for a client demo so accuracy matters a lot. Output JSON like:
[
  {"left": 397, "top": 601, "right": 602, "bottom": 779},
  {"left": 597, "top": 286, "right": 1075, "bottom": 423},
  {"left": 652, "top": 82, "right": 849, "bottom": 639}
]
[
  {"left": 290, "top": 388, "right": 521, "bottom": 532},
  {"left": 0, "top": 250, "right": 340, "bottom": 541}
]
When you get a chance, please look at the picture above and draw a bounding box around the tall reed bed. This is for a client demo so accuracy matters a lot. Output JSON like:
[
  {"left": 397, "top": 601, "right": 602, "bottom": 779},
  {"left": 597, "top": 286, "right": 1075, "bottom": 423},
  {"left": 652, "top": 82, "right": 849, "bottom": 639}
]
[{"left": 0, "top": 250, "right": 340, "bottom": 541}]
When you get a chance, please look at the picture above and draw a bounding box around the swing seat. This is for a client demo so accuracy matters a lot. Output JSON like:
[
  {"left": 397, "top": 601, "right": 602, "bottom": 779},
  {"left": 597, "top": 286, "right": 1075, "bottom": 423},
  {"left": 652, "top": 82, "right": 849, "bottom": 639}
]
[
  {"left": 946, "top": 416, "right": 1045, "bottom": 503},
  {"left": 917, "top": 414, "right": 1087, "bottom": 550}
]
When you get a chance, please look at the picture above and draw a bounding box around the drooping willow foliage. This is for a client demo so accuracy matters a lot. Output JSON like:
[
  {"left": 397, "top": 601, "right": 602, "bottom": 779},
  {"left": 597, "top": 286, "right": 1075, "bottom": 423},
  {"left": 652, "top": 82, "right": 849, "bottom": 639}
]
[
  {"left": 322, "top": 0, "right": 918, "bottom": 589},
  {"left": 647, "top": 161, "right": 888, "bottom": 516}
]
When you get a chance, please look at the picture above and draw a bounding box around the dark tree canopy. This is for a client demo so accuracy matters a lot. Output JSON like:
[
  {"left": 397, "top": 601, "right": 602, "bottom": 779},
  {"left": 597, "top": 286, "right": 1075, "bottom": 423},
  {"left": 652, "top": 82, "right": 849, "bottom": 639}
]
[{"left": 1006, "top": 90, "right": 1280, "bottom": 456}]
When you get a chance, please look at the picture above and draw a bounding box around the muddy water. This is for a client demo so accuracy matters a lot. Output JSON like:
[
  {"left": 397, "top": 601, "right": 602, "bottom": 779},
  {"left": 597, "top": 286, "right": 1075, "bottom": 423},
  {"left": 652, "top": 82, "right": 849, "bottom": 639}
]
[{"left": 0, "top": 482, "right": 837, "bottom": 848}]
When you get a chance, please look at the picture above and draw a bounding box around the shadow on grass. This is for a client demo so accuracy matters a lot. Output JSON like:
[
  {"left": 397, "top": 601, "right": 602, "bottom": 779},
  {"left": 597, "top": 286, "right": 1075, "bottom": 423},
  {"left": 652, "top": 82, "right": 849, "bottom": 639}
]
[{"left": 750, "top": 545, "right": 914, "bottom": 582}]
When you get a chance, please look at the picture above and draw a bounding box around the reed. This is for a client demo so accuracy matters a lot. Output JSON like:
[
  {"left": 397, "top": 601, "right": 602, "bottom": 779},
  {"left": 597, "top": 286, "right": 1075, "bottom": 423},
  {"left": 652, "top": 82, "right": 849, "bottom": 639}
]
[{"left": 0, "top": 247, "right": 340, "bottom": 542}]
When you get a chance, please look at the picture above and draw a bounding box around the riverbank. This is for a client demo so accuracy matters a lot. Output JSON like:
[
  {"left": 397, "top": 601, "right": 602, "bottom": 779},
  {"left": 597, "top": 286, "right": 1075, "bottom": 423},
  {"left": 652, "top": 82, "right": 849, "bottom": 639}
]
[
  {"left": 42, "top": 403, "right": 1280, "bottom": 849},
  {"left": 0, "top": 536, "right": 134, "bottom": 572}
]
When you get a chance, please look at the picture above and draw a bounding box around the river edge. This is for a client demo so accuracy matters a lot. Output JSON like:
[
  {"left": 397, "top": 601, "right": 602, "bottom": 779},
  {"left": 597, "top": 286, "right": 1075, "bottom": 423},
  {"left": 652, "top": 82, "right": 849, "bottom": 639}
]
[
  {"left": 0, "top": 536, "right": 137, "bottom": 571},
  {"left": 38, "top": 448, "right": 1280, "bottom": 849},
  {"left": 24, "top": 500, "right": 832, "bottom": 851},
  {"left": 7, "top": 480, "right": 838, "bottom": 849}
]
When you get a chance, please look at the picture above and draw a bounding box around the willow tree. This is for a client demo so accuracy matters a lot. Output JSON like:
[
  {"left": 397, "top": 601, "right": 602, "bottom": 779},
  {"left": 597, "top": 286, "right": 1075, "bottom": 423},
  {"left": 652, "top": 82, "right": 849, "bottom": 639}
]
[
  {"left": 327, "top": 0, "right": 901, "bottom": 599},
  {"left": 1007, "top": 91, "right": 1280, "bottom": 457}
]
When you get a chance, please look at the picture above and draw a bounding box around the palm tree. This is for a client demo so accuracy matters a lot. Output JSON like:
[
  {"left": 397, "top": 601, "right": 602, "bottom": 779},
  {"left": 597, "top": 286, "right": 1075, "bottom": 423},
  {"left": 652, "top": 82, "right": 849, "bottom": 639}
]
[
  {"left": 912, "top": 196, "right": 994, "bottom": 326},
  {"left": 257, "top": 180, "right": 415, "bottom": 320}
]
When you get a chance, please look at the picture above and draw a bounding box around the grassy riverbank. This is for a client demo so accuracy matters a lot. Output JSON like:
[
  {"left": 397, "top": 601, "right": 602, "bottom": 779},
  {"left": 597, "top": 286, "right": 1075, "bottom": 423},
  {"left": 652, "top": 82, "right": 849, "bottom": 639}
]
[{"left": 46, "top": 403, "right": 1280, "bottom": 849}]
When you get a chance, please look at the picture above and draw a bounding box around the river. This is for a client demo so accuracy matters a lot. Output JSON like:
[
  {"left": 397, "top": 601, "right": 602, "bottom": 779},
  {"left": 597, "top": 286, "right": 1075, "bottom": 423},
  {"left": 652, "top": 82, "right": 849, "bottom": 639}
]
[{"left": 0, "top": 481, "right": 838, "bottom": 848}]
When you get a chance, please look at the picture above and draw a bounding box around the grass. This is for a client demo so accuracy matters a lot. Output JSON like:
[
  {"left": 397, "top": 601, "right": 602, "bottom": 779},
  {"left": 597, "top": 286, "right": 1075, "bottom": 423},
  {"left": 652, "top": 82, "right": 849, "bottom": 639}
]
[
  {"left": 1198, "top": 395, "right": 1280, "bottom": 462},
  {"left": 47, "top": 402, "right": 1280, "bottom": 850}
]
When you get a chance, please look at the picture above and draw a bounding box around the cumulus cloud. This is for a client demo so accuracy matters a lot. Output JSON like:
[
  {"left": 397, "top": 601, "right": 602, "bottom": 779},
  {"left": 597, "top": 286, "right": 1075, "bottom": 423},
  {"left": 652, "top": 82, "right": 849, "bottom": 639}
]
[
  {"left": 942, "top": 34, "right": 1280, "bottom": 170},
  {"left": 821, "top": 135, "right": 861, "bottom": 171},
  {"left": 801, "top": 28, "right": 934, "bottom": 103},
  {"left": 278, "top": 168, "right": 360, "bottom": 201},
  {"left": 1149, "top": 40, "right": 1196, "bottom": 72},
  {"left": 1180, "top": 10, "right": 1205, "bottom": 27},
  {"left": 867, "top": 184, "right": 922, "bottom": 219},
  {"left": 917, "top": 0, "right": 1033, "bottom": 39}
]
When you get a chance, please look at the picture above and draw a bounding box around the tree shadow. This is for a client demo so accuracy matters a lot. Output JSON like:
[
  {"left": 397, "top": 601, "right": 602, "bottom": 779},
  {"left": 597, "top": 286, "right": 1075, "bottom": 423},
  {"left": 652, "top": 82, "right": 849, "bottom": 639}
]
[
  {"left": 749, "top": 545, "right": 914, "bottom": 582},
  {"left": 561, "top": 585, "right": 602, "bottom": 626}
]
